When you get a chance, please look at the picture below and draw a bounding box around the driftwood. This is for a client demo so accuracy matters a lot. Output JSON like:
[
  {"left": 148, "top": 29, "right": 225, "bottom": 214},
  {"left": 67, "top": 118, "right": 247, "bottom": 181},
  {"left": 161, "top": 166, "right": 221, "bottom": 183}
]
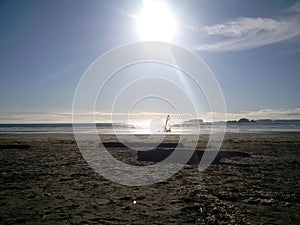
[{"left": 0, "top": 144, "right": 31, "bottom": 150}]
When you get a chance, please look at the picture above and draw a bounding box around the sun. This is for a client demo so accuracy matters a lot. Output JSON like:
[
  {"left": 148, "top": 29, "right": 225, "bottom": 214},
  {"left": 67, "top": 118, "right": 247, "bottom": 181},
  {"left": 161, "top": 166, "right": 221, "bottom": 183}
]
[{"left": 136, "top": 0, "right": 178, "bottom": 42}]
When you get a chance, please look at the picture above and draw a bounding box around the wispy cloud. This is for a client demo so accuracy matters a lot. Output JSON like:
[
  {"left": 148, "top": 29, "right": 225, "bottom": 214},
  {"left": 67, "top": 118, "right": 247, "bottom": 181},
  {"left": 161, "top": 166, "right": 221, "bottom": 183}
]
[
  {"left": 286, "top": 2, "right": 300, "bottom": 13},
  {"left": 190, "top": 3, "right": 300, "bottom": 52}
]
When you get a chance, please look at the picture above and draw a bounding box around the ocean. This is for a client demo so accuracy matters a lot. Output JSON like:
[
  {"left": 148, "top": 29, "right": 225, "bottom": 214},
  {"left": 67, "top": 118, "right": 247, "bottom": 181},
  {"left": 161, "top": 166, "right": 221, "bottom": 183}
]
[{"left": 0, "top": 121, "right": 300, "bottom": 134}]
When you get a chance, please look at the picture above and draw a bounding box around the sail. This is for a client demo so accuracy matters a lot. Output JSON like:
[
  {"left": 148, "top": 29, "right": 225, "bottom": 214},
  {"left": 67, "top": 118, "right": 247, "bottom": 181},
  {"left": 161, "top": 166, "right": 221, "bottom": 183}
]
[{"left": 165, "top": 115, "right": 171, "bottom": 132}]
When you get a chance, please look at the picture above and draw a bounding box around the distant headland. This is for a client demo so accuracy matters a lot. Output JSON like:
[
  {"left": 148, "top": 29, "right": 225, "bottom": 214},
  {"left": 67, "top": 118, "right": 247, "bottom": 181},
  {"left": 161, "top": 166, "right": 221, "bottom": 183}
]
[{"left": 181, "top": 118, "right": 300, "bottom": 125}]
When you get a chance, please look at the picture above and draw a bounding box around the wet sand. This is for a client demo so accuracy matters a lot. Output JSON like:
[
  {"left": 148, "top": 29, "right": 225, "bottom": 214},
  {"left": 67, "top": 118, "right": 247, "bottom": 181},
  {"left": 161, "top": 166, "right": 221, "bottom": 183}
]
[{"left": 0, "top": 133, "right": 299, "bottom": 224}]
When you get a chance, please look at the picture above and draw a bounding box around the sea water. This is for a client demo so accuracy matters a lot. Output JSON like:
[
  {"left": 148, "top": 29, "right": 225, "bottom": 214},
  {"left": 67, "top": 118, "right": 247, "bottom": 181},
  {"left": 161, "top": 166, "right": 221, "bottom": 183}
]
[{"left": 0, "top": 121, "right": 300, "bottom": 134}]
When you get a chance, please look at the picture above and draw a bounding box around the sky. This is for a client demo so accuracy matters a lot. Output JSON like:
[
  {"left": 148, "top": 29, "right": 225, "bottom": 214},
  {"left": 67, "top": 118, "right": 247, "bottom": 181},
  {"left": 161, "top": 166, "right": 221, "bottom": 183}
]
[{"left": 0, "top": 0, "right": 300, "bottom": 123}]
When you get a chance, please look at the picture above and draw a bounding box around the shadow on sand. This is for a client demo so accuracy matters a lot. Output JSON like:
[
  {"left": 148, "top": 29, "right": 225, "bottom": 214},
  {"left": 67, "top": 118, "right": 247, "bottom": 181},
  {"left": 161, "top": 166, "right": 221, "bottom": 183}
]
[{"left": 102, "top": 142, "right": 250, "bottom": 165}]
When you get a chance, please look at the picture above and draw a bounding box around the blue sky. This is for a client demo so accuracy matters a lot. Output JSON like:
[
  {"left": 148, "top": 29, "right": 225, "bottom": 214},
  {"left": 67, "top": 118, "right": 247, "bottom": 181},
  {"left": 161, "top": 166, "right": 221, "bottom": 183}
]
[{"left": 0, "top": 0, "right": 300, "bottom": 122}]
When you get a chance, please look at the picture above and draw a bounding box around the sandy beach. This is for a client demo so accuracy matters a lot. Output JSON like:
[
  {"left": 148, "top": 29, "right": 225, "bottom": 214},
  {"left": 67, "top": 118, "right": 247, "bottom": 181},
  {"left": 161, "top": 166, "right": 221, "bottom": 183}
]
[{"left": 0, "top": 133, "right": 299, "bottom": 224}]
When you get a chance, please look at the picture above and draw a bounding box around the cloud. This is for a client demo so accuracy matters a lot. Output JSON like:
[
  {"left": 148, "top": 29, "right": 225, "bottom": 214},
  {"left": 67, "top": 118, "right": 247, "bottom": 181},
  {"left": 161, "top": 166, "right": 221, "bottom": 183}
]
[
  {"left": 1, "top": 108, "right": 299, "bottom": 123},
  {"left": 200, "top": 108, "right": 300, "bottom": 121},
  {"left": 190, "top": 3, "right": 300, "bottom": 52},
  {"left": 241, "top": 108, "right": 300, "bottom": 119},
  {"left": 0, "top": 110, "right": 72, "bottom": 123},
  {"left": 0, "top": 109, "right": 193, "bottom": 124}
]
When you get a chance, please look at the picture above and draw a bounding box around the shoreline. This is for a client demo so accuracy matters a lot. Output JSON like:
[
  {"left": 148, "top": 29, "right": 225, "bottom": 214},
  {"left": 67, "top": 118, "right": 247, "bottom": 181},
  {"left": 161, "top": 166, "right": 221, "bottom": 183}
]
[{"left": 1, "top": 130, "right": 300, "bottom": 136}]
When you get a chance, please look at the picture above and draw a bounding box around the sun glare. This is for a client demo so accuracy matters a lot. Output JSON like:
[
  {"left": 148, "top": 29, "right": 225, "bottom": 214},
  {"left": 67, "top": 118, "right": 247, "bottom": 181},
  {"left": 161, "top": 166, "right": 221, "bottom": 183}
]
[{"left": 136, "top": 0, "right": 177, "bottom": 42}]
